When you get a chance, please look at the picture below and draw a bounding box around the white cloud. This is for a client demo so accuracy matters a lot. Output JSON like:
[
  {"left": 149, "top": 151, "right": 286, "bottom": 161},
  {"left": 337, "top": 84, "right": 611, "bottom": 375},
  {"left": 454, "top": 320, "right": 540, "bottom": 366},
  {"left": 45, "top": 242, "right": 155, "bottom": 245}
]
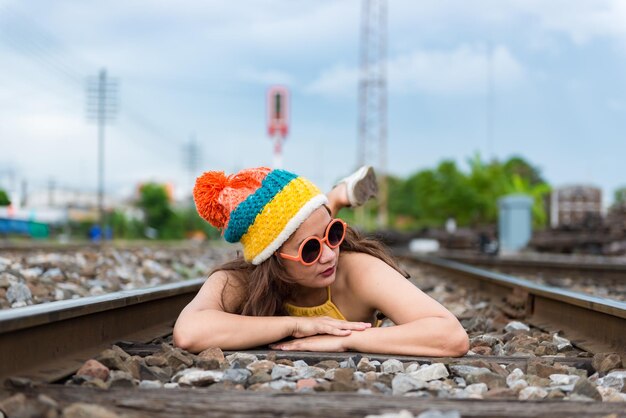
[
  {"left": 304, "top": 64, "right": 357, "bottom": 97},
  {"left": 515, "top": 0, "right": 626, "bottom": 45},
  {"left": 390, "top": 0, "right": 626, "bottom": 47},
  {"left": 390, "top": 44, "right": 524, "bottom": 95},
  {"left": 305, "top": 44, "right": 525, "bottom": 98}
]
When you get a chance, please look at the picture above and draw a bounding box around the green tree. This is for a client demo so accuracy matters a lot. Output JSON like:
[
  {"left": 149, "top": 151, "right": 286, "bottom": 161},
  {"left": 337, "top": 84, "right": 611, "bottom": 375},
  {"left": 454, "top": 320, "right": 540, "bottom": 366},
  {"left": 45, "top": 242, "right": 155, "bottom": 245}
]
[
  {"left": 503, "top": 156, "right": 545, "bottom": 186},
  {"left": 110, "top": 209, "right": 145, "bottom": 239},
  {"left": 0, "top": 189, "right": 10, "bottom": 206},
  {"left": 137, "top": 183, "right": 183, "bottom": 239},
  {"left": 386, "top": 153, "right": 551, "bottom": 230},
  {"left": 614, "top": 187, "right": 626, "bottom": 205}
]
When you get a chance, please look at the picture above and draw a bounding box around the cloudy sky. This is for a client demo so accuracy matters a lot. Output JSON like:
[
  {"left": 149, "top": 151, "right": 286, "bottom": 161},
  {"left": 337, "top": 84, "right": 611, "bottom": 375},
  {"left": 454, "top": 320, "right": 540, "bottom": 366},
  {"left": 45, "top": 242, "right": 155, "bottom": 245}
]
[{"left": 1, "top": 0, "right": 625, "bottom": 206}]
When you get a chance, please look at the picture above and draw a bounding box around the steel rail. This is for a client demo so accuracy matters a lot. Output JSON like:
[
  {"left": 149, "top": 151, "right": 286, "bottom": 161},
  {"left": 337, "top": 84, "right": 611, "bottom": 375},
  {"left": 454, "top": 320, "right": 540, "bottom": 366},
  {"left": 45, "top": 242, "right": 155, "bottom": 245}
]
[
  {"left": 0, "top": 278, "right": 204, "bottom": 383},
  {"left": 436, "top": 250, "right": 626, "bottom": 279},
  {"left": 398, "top": 251, "right": 626, "bottom": 357}
]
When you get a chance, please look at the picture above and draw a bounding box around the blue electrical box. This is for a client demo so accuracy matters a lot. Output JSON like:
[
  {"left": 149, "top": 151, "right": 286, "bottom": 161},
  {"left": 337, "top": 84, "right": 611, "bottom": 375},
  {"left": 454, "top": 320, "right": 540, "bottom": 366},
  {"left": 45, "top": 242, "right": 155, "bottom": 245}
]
[{"left": 498, "top": 195, "right": 533, "bottom": 253}]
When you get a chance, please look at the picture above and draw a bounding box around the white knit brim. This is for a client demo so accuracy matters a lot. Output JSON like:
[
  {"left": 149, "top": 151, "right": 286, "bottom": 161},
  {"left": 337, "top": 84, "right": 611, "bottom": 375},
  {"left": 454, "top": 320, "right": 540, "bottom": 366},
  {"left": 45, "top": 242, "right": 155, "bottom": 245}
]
[{"left": 251, "top": 194, "right": 329, "bottom": 265}]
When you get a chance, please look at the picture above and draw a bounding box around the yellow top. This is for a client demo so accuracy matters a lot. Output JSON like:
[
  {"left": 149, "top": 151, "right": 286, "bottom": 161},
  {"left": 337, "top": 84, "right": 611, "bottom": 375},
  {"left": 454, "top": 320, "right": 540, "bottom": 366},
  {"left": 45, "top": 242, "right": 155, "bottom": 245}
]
[
  {"left": 284, "top": 287, "right": 347, "bottom": 320},
  {"left": 284, "top": 287, "right": 382, "bottom": 327}
]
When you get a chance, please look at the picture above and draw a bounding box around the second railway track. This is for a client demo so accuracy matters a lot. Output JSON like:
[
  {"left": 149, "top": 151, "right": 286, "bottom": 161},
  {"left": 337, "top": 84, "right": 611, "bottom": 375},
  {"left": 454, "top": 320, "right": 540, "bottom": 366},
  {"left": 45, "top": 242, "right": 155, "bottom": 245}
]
[{"left": 1, "top": 251, "right": 625, "bottom": 417}]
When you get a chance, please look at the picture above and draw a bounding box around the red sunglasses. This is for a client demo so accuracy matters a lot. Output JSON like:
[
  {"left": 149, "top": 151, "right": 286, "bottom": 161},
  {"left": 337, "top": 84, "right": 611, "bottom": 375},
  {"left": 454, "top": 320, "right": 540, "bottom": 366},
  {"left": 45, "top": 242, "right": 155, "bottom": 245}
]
[{"left": 279, "top": 218, "right": 347, "bottom": 266}]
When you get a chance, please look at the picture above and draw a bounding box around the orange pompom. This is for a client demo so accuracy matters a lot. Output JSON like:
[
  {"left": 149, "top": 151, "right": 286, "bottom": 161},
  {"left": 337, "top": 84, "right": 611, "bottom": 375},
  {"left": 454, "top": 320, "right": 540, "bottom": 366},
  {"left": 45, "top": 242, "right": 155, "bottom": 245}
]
[
  {"left": 193, "top": 171, "right": 230, "bottom": 228},
  {"left": 193, "top": 167, "right": 272, "bottom": 229}
]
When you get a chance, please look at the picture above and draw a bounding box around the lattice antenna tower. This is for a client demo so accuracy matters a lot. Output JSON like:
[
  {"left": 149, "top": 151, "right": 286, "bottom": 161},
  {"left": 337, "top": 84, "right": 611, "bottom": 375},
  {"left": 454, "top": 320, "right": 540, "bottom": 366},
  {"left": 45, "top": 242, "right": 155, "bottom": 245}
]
[
  {"left": 358, "top": 0, "right": 388, "bottom": 227},
  {"left": 86, "top": 68, "right": 118, "bottom": 238}
]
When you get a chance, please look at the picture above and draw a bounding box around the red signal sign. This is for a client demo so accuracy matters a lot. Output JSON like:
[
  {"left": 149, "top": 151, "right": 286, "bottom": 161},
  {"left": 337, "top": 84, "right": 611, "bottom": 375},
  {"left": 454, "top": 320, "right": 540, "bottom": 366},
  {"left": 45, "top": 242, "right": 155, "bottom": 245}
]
[{"left": 267, "top": 86, "right": 289, "bottom": 138}]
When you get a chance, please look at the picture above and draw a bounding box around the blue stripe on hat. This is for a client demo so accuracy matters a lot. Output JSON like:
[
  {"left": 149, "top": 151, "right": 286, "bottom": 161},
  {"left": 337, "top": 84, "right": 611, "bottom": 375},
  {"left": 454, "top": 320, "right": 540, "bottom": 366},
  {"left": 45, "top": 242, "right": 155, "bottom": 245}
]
[{"left": 224, "top": 169, "right": 298, "bottom": 243}]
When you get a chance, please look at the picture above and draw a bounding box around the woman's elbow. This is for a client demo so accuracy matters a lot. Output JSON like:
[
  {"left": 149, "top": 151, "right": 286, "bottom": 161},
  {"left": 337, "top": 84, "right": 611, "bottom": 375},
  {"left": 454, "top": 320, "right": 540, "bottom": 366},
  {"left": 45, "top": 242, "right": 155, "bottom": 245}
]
[
  {"left": 172, "top": 315, "right": 208, "bottom": 353},
  {"left": 172, "top": 323, "right": 194, "bottom": 352},
  {"left": 443, "top": 320, "right": 469, "bottom": 357}
]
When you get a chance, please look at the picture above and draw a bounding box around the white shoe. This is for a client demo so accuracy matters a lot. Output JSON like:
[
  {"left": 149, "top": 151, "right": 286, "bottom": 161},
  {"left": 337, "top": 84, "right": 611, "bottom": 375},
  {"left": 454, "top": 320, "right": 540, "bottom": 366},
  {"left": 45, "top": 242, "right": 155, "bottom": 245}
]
[{"left": 337, "top": 166, "right": 378, "bottom": 207}]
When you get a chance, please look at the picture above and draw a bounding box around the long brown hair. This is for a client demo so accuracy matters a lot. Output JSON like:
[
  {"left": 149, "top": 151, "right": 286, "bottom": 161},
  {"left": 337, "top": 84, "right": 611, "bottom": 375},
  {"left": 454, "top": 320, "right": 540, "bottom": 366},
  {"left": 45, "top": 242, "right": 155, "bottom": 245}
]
[{"left": 211, "top": 225, "right": 408, "bottom": 317}]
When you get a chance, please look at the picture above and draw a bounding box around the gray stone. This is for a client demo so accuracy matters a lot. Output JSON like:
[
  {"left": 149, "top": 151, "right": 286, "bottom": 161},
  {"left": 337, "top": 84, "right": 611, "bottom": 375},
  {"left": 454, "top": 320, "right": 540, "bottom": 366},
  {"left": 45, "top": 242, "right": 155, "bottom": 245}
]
[
  {"left": 596, "top": 370, "right": 626, "bottom": 391},
  {"left": 6, "top": 282, "right": 32, "bottom": 304},
  {"left": 381, "top": 359, "right": 404, "bottom": 374},
  {"left": 465, "top": 383, "right": 488, "bottom": 397},
  {"left": 518, "top": 386, "right": 548, "bottom": 400},
  {"left": 295, "top": 366, "right": 325, "bottom": 380},
  {"left": 572, "top": 378, "right": 602, "bottom": 401},
  {"left": 552, "top": 334, "right": 572, "bottom": 351},
  {"left": 222, "top": 368, "right": 251, "bottom": 384},
  {"left": 226, "top": 352, "right": 258, "bottom": 366},
  {"left": 174, "top": 368, "right": 223, "bottom": 387},
  {"left": 268, "top": 380, "right": 296, "bottom": 391},
  {"left": 549, "top": 374, "right": 579, "bottom": 387},
  {"left": 292, "top": 360, "right": 308, "bottom": 368},
  {"left": 504, "top": 321, "right": 530, "bottom": 332},
  {"left": 248, "top": 371, "right": 272, "bottom": 385},
  {"left": 449, "top": 365, "right": 490, "bottom": 380},
  {"left": 371, "top": 381, "right": 392, "bottom": 394},
  {"left": 0, "top": 272, "right": 18, "bottom": 288},
  {"left": 409, "top": 363, "right": 449, "bottom": 381},
  {"left": 391, "top": 374, "right": 426, "bottom": 395},
  {"left": 271, "top": 364, "right": 295, "bottom": 380}
]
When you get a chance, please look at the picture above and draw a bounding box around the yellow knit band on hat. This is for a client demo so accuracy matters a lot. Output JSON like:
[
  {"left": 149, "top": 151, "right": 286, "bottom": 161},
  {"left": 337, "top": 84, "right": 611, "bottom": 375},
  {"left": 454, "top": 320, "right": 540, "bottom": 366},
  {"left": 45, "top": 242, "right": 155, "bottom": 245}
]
[{"left": 241, "top": 176, "right": 327, "bottom": 264}]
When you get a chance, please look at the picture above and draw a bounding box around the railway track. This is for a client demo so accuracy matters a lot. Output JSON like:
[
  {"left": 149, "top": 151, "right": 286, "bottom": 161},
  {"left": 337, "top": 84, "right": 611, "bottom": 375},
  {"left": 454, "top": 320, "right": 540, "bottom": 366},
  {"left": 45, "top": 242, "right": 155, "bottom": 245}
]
[
  {"left": 0, "top": 278, "right": 204, "bottom": 383},
  {"left": 398, "top": 252, "right": 626, "bottom": 357},
  {"left": 434, "top": 251, "right": 626, "bottom": 302},
  {"left": 1, "top": 254, "right": 625, "bottom": 417}
]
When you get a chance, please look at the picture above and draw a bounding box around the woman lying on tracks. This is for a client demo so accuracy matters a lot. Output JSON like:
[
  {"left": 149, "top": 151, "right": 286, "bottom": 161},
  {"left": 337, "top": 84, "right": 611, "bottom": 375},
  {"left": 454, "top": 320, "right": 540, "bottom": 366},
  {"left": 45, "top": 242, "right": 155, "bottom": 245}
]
[{"left": 173, "top": 166, "right": 468, "bottom": 356}]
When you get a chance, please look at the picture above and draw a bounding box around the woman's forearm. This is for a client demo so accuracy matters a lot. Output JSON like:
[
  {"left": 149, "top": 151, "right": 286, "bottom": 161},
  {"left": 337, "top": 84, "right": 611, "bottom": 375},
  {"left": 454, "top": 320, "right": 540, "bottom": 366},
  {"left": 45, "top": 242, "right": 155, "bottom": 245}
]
[
  {"left": 343, "top": 316, "right": 469, "bottom": 357},
  {"left": 173, "top": 309, "right": 295, "bottom": 353}
]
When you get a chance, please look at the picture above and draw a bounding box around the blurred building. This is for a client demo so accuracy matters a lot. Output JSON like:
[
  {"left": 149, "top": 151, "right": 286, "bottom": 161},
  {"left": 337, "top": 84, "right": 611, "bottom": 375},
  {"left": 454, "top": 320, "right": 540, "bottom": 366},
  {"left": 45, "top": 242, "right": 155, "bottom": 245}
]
[{"left": 548, "top": 185, "right": 603, "bottom": 230}]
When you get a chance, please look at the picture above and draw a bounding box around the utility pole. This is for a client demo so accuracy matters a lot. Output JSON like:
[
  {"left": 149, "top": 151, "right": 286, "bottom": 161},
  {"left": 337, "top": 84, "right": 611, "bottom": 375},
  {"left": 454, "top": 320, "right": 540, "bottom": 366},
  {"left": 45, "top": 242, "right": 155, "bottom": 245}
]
[
  {"left": 486, "top": 41, "right": 494, "bottom": 160},
  {"left": 358, "top": 0, "right": 388, "bottom": 228},
  {"left": 86, "top": 68, "right": 118, "bottom": 241}
]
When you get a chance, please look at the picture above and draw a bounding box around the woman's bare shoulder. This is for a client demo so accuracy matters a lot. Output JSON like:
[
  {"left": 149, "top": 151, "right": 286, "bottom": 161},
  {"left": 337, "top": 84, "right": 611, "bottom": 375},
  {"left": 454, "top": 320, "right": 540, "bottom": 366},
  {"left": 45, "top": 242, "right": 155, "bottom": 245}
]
[
  {"left": 187, "top": 269, "right": 247, "bottom": 313},
  {"left": 339, "top": 251, "right": 386, "bottom": 269}
]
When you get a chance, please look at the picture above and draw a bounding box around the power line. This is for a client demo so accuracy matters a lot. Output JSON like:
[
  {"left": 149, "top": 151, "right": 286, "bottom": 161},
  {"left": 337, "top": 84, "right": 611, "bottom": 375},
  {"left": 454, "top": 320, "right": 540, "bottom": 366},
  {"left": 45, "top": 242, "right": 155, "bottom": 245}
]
[{"left": 0, "top": 4, "right": 186, "bottom": 153}]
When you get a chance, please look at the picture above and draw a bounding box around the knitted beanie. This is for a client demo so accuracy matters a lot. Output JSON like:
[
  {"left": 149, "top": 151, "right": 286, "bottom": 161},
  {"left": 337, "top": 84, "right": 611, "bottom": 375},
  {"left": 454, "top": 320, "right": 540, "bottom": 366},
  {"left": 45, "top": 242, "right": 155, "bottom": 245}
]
[{"left": 193, "top": 167, "right": 328, "bottom": 265}]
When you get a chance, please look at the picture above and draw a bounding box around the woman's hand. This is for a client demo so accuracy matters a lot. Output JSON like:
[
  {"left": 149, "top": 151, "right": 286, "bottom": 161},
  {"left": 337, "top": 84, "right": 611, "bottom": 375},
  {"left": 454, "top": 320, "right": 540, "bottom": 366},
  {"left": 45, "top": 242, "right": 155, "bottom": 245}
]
[
  {"left": 270, "top": 334, "right": 349, "bottom": 352},
  {"left": 291, "top": 316, "right": 371, "bottom": 338}
]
